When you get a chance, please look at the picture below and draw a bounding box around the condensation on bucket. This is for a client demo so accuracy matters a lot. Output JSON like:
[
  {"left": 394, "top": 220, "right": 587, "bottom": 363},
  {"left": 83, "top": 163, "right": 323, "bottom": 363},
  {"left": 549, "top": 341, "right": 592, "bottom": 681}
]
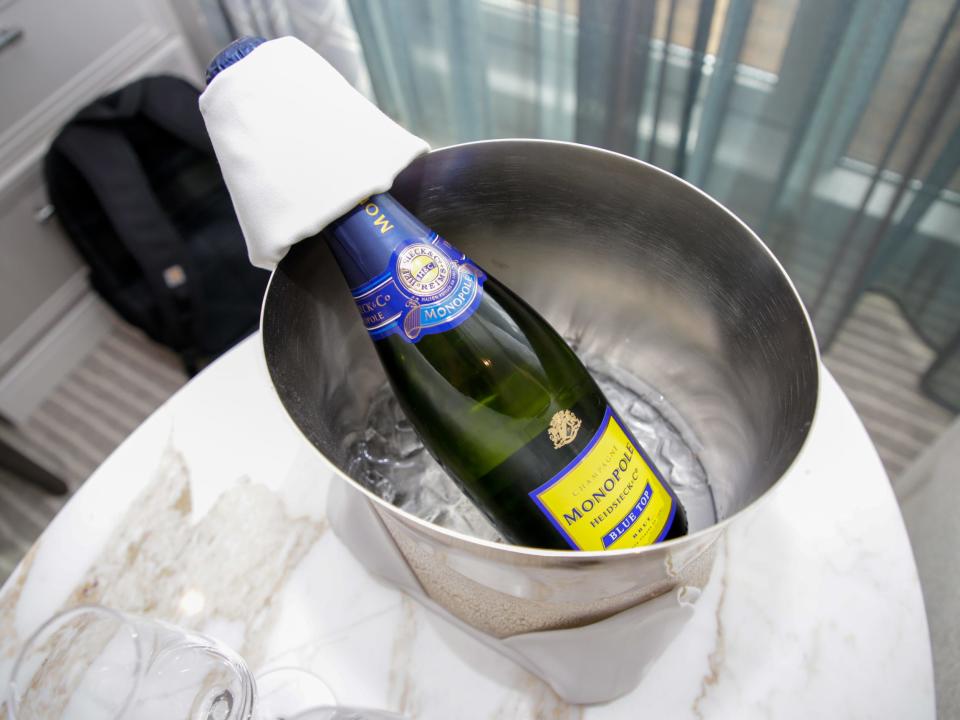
[{"left": 345, "top": 350, "right": 718, "bottom": 546}]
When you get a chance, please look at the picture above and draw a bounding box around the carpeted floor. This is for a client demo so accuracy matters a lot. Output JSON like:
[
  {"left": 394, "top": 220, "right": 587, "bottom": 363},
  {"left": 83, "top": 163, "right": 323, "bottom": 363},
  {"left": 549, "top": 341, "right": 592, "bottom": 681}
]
[
  {"left": 825, "top": 293, "right": 956, "bottom": 479},
  {"left": 0, "top": 320, "right": 187, "bottom": 580},
  {"left": 0, "top": 292, "right": 955, "bottom": 583}
]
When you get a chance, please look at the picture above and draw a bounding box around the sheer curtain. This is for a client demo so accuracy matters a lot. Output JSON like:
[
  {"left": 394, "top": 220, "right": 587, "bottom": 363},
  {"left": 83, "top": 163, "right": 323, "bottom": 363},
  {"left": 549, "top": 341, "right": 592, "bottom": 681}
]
[{"left": 205, "top": 0, "right": 960, "bottom": 413}]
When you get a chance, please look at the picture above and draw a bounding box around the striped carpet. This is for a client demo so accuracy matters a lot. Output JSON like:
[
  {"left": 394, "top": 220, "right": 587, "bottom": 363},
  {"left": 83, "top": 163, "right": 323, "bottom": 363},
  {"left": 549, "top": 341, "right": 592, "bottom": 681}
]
[
  {"left": 823, "top": 293, "right": 956, "bottom": 479},
  {"left": 0, "top": 321, "right": 187, "bottom": 580},
  {"left": 0, "top": 293, "right": 955, "bottom": 583}
]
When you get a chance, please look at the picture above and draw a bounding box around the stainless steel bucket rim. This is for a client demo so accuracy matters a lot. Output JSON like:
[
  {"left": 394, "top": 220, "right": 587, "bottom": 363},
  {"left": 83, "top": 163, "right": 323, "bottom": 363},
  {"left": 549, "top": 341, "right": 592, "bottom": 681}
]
[{"left": 260, "top": 138, "right": 822, "bottom": 560}]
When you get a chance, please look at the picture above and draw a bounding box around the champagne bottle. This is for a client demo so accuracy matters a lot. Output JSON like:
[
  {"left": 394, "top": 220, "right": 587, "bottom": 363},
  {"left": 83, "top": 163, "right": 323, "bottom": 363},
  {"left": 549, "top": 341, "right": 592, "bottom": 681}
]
[
  {"left": 326, "top": 194, "right": 688, "bottom": 550},
  {"left": 206, "top": 38, "right": 687, "bottom": 550}
]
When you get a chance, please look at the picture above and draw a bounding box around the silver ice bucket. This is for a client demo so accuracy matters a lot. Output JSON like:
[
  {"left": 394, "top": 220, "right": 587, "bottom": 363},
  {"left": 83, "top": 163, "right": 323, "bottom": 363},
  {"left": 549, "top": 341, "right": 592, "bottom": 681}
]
[{"left": 261, "top": 140, "right": 819, "bottom": 697}]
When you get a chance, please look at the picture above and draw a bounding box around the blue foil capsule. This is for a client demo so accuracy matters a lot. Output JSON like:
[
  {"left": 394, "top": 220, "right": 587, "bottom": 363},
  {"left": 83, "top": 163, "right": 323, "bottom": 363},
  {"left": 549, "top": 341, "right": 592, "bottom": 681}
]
[{"left": 205, "top": 36, "right": 267, "bottom": 86}]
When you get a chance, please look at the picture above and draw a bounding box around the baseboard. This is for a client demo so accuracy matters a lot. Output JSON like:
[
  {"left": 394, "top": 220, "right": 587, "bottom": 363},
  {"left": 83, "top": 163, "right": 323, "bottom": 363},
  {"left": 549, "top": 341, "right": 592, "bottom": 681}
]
[
  {"left": 0, "top": 269, "right": 91, "bottom": 375},
  {"left": 0, "top": 290, "right": 115, "bottom": 425}
]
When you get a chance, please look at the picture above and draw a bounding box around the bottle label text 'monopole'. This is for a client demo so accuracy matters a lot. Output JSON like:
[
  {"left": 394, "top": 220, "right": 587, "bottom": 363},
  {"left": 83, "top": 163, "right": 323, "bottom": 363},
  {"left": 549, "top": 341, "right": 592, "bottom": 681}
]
[
  {"left": 529, "top": 407, "right": 677, "bottom": 550},
  {"left": 350, "top": 233, "right": 487, "bottom": 343}
]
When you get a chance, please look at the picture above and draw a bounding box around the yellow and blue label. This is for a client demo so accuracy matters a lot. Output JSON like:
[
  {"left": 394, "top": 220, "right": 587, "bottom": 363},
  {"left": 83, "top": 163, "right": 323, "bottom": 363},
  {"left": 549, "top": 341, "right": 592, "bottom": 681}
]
[{"left": 530, "top": 407, "right": 677, "bottom": 550}]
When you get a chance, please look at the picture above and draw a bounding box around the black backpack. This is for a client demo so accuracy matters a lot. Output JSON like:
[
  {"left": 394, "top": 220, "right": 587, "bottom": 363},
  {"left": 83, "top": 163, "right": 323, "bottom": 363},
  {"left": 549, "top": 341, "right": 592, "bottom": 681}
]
[{"left": 45, "top": 75, "right": 268, "bottom": 374}]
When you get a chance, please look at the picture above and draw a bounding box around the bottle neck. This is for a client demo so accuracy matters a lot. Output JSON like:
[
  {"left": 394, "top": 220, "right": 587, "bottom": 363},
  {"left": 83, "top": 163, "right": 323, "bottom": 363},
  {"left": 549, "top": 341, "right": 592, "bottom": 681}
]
[
  {"left": 328, "top": 192, "right": 488, "bottom": 344},
  {"left": 328, "top": 193, "right": 433, "bottom": 290}
]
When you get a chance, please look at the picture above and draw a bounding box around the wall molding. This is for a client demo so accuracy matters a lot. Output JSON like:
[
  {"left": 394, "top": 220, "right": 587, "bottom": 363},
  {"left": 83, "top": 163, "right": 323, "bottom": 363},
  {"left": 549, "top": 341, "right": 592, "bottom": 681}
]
[
  {"left": 0, "top": 24, "right": 201, "bottom": 192},
  {"left": 0, "top": 290, "right": 115, "bottom": 425},
  {"left": 0, "top": 268, "right": 91, "bottom": 376}
]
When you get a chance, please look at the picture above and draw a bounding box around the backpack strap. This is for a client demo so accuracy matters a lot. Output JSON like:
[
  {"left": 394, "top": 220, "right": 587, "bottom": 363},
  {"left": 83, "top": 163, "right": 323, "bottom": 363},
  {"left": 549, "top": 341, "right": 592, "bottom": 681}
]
[
  {"left": 140, "top": 77, "right": 216, "bottom": 156},
  {"left": 52, "top": 122, "right": 201, "bottom": 357},
  {"left": 75, "top": 76, "right": 214, "bottom": 156}
]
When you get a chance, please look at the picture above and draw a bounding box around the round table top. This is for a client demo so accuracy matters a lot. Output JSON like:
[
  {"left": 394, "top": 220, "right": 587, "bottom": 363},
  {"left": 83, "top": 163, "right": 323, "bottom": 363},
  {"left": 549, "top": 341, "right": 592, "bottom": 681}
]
[{"left": 0, "top": 335, "right": 935, "bottom": 719}]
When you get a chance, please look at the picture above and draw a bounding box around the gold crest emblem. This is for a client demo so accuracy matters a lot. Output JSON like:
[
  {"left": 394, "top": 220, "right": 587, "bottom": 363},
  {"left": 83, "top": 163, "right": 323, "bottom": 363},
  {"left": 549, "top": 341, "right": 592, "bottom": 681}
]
[{"left": 548, "top": 409, "right": 582, "bottom": 449}]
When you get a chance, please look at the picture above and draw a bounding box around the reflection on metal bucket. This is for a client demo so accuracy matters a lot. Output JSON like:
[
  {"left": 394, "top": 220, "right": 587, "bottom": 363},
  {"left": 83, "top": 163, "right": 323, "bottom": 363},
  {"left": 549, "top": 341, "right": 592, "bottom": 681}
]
[{"left": 262, "top": 139, "right": 818, "bottom": 659}]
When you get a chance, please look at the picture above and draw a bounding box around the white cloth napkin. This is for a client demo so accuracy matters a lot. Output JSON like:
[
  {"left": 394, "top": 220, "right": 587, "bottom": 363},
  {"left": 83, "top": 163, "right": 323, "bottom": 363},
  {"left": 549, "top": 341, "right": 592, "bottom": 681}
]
[{"left": 199, "top": 36, "right": 429, "bottom": 270}]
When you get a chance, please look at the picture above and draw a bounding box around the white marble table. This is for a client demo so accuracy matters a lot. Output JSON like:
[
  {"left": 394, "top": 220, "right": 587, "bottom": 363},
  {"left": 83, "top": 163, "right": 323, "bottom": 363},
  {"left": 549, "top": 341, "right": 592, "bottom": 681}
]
[{"left": 0, "top": 335, "right": 935, "bottom": 719}]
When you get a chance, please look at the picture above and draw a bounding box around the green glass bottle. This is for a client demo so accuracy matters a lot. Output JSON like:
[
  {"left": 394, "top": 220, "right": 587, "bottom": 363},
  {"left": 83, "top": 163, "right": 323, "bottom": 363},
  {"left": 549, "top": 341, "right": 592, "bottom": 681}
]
[
  {"left": 327, "top": 194, "right": 687, "bottom": 550},
  {"left": 204, "top": 37, "right": 687, "bottom": 550}
]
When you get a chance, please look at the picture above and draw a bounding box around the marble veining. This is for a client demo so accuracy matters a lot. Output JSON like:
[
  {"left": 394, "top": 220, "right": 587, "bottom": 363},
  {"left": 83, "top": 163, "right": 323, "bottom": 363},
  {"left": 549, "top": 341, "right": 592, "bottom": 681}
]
[
  {"left": 0, "top": 545, "right": 39, "bottom": 663},
  {"left": 50, "top": 438, "right": 324, "bottom": 672},
  {"left": 691, "top": 540, "right": 728, "bottom": 720},
  {"left": 387, "top": 598, "right": 421, "bottom": 716},
  {"left": 0, "top": 337, "right": 936, "bottom": 719}
]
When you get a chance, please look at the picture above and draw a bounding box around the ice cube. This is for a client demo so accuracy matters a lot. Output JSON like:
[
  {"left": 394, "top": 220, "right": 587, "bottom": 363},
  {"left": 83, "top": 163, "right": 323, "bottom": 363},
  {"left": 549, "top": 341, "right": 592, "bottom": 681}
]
[{"left": 346, "top": 355, "right": 719, "bottom": 540}]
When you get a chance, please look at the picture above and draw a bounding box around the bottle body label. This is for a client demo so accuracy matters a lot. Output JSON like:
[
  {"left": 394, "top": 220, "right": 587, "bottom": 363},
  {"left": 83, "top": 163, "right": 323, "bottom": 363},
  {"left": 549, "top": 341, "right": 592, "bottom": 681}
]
[
  {"left": 350, "top": 234, "right": 487, "bottom": 343},
  {"left": 529, "top": 407, "right": 678, "bottom": 551}
]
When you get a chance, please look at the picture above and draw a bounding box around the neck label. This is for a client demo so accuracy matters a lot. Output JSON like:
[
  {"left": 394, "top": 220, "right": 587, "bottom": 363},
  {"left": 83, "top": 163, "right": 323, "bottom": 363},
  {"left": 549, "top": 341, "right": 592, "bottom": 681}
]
[{"left": 350, "top": 234, "right": 487, "bottom": 343}]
